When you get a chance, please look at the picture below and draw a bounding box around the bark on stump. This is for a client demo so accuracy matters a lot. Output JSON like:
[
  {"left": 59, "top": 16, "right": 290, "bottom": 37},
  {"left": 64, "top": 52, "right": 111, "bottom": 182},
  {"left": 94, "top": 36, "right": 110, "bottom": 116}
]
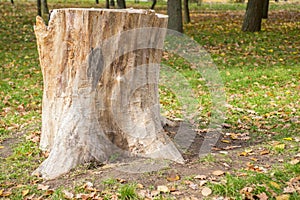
[{"left": 34, "top": 8, "right": 184, "bottom": 180}]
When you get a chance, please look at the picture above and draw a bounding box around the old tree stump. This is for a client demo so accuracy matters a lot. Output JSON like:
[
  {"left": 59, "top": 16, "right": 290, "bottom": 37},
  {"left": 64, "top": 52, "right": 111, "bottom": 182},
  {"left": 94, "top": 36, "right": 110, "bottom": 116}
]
[{"left": 34, "top": 8, "right": 184, "bottom": 179}]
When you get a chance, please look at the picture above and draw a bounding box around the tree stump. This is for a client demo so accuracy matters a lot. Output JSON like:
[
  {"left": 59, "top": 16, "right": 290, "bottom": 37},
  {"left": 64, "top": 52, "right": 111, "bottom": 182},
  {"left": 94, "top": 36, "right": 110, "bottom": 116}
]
[{"left": 34, "top": 8, "right": 184, "bottom": 179}]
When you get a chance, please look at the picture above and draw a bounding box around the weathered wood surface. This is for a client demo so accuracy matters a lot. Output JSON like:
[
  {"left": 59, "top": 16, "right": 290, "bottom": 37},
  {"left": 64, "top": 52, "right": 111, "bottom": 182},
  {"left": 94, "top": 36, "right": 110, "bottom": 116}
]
[{"left": 34, "top": 8, "right": 183, "bottom": 179}]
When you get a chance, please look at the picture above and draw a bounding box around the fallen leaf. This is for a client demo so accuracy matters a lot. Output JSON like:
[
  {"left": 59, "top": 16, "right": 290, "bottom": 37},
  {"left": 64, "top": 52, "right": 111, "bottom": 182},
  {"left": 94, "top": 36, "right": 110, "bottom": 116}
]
[
  {"left": 221, "top": 139, "right": 231, "bottom": 143},
  {"left": 212, "top": 170, "right": 225, "bottom": 176},
  {"left": 117, "top": 178, "right": 126, "bottom": 183},
  {"left": 240, "top": 187, "right": 253, "bottom": 194},
  {"left": 189, "top": 183, "right": 198, "bottom": 190},
  {"left": 199, "top": 180, "right": 208, "bottom": 186},
  {"left": 239, "top": 151, "right": 248, "bottom": 156},
  {"left": 201, "top": 187, "right": 212, "bottom": 197},
  {"left": 171, "top": 191, "right": 182, "bottom": 195},
  {"left": 0, "top": 146, "right": 4, "bottom": 149},
  {"left": 22, "top": 189, "right": 29, "bottom": 197},
  {"left": 290, "top": 159, "right": 299, "bottom": 165},
  {"left": 157, "top": 185, "right": 169, "bottom": 193},
  {"left": 250, "top": 157, "right": 258, "bottom": 162},
  {"left": 283, "top": 186, "right": 296, "bottom": 193},
  {"left": 63, "top": 190, "right": 74, "bottom": 199},
  {"left": 256, "top": 192, "right": 268, "bottom": 200},
  {"left": 275, "top": 194, "right": 290, "bottom": 200},
  {"left": 1, "top": 191, "right": 12, "bottom": 197},
  {"left": 194, "top": 175, "right": 207, "bottom": 180},
  {"left": 136, "top": 183, "right": 144, "bottom": 189},
  {"left": 260, "top": 150, "right": 270, "bottom": 155},
  {"left": 44, "top": 189, "right": 54, "bottom": 195},
  {"left": 283, "top": 137, "right": 293, "bottom": 141},
  {"left": 151, "top": 190, "right": 160, "bottom": 197},
  {"left": 37, "top": 184, "right": 50, "bottom": 191},
  {"left": 274, "top": 144, "right": 285, "bottom": 150},
  {"left": 269, "top": 181, "right": 280, "bottom": 189},
  {"left": 166, "top": 174, "right": 180, "bottom": 182}
]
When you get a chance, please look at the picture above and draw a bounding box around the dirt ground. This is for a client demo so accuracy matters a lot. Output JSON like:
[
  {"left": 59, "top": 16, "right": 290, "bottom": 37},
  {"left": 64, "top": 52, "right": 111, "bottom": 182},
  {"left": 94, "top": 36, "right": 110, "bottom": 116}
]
[{"left": 1, "top": 122, "right": 285, "bottom": 199}]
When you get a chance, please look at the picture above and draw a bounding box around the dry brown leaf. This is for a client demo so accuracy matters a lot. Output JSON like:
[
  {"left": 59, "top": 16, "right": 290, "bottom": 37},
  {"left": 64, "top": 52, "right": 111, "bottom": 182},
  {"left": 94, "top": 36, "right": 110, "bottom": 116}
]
[
  {"left": 194, "top": 175, "right": 207, "bottom": 180},
  {"left": 171, "top": 191, "right": 182, "bottom": 195},
  {"left": 239, "top": 151, "right": 248, "bottom": 156},
  {"left": 189, "top": 183, "right": 198, "bottom": 190},
  {"left": 256, "top": 192, "right": 268, "bottom": 200},
  {"left": 290, "top": 159, "right": 300, "bottom": 165},
  {"left": 22, "top": 189, "right": 30, "bottom": 197},
  {"left": 117, "top": 178, "right": 126, "bottom": 183},
  {"left": 166, "top": 174, "right": 180, "bottom": 182},
  {"left": 151, "top": 190, "right": 160, "bottom": 197},
  {"left": 37, "top": 184, "right": 50, "bottom": 191},
  {"left": 283, "top": 186, "right": 296, "bottom": 193},
  {"left": 250, "top": 157, "right": 258, "bottom": 162},
  {"left": 63, "top": 190, "right": 74, "bottom": 199},
  {"left": 201, "top": 187, "right": 212, "bottom": 197},
  {"left": 260, "top": 150, "right": 270, "bottom": 155},
  {"left": 212, "top": 170, "right": 225, "bottom": 176},
  {"left": 136, "top": 183, "right": 144, "bottom": 189},
  {"left": 157, "top": 185, "right": 169, "bottom": 193},
  {"left": 221, "top": 139, "right": 231, "bottom": 143},
  {"left": 240, "top": 186, "right": 253, "bottom": 194},
  {"left": 199, "top": 180, "right": 208, "bottom": 186},
  {"left": 44, "top": 189, "right": 54, "bottom": 196},
  {"left": 1, "top": 191, "right": 12, "bottom": 197}
]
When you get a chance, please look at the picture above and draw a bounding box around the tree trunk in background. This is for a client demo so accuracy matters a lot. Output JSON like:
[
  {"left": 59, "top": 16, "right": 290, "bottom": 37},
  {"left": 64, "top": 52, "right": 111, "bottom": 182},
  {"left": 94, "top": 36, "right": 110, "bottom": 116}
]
[
  {"left": 151, "top": 0, "right": 157, "bottom": 9},
  {"left": 105, "top": 0, "right": 110, "bottom": 8},
  {"left": 117, "top": 0, "right": 126, "bottom": 8},
  {"left": 11, "top": 0, "right": 14, "bottom": 5},
  {"left": 110, "top": 0, "right": 115, "bottom": 6},
  {"left": 183, "top": 0, "right": 191, "bottom": 23},
  {"left": 262, "top": 0, "right": 269, "bottom": 19},
  {"left": 167, "top": 0, "right": 183, "bottom": 33},
  {"left": 37, "top": 0, "right": 41, "bottom": 16},
  {"left": 96, "top": 0, "right": 99, "bottom": 4},
  {"left": 34, "top": 8, "right": 183, "bottom": 180},
  {"left": 42, "top": 0, "right": 49, "bottom": 15},
  {"left": 242, "top": 0, "right": 263, "bottom": 32}
]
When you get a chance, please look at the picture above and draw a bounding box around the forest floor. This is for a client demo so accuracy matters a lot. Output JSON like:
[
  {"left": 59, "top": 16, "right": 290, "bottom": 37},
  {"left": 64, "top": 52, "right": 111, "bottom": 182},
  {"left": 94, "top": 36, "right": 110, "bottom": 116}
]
[{"left": 0, "top": 1, "right": 300, "bottom": 199}]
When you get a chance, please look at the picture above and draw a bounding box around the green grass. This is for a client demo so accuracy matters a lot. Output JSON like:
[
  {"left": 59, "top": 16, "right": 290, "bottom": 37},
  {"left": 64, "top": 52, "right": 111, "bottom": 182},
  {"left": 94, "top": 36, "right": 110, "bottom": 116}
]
[
  {"left": 208, "top": 163, "right": 300, "bottom": 199},
  {"left": 0, "top": 1, "right": 300, "bottom": 199}
]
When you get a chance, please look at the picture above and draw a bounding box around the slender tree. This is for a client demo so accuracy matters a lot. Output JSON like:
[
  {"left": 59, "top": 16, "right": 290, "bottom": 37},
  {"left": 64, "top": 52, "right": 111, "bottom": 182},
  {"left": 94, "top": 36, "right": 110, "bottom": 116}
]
[
  {"left": 151, "top": 0, "right": 157, "bottom": 9},
  {"left": 110, "top": 0, "right": 115, "bottom": 7},
  {"left": 11, "top": 0, "right": 14, "bottom": 5},
  {"left": 105, "top": 0, "right": 110, "bottom": 8},
  {"left": 37, "top": 0, "right": 42, "bottom": 16},
  {"left": 167, "top": 0, "right": 183, "bottom": 33},
  {"left": 117, "top": 0, "right": 126, "bottom": 8},
  {"left": 183, "top": 0, "right": 191, "bottom": 23},
  {"left": 96, "top": 0, "right": 99, "bottom": 4},
  {"left": 242, "top": 0, "right": 264, "bottom": 32},
  {"left": 42, "top": 0, "right": 49, "bottom": 15},
  {"left": 262, "top": 0, "right": 269, "bottom": 19}
]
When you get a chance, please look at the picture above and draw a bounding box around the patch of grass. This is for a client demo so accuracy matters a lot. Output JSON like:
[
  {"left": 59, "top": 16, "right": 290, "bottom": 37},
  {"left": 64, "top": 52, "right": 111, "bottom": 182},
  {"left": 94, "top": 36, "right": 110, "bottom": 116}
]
[
  {"left": 209, "top": 163, "right": 300, "bottom": 199},
  {"left": 102, "top": 178, "right": 118, "bottom": 186},
  {"left": 118, "top": 184, "right": 139, "bottom": 200},
  {"left": 198, "top": 153, "right": 217, "bottom": 163}
]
